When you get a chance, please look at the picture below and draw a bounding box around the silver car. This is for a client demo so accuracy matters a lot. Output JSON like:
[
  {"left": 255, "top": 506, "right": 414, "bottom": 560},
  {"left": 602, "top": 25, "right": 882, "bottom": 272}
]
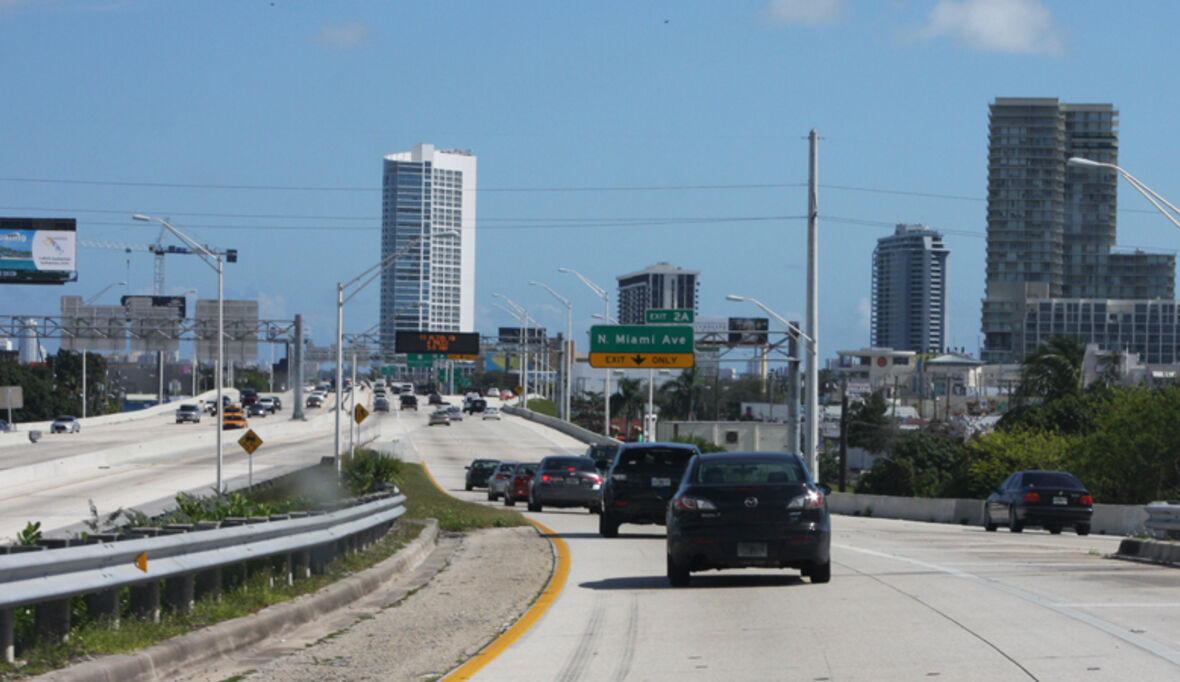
[
  {"left": 528, "top": 455, "right": 603, "bottom": 513},
  {"left": 51, "top": 416, "right": 81, "bottom": 433},
  {"left": 486, "top": 461, "right": 518, "bottom": 501}
]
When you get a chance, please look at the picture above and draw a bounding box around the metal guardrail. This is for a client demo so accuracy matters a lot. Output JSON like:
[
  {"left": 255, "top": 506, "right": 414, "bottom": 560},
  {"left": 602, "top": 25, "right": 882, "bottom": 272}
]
[
  {"left": 501, "top": 405, "right": 621, "bottom": 448},
  {"left": 1145, "top": 501, "right": 1180, "bottom": 536},
  {"left": 0, "top": 491, "right": 405, "bottom": 662}
]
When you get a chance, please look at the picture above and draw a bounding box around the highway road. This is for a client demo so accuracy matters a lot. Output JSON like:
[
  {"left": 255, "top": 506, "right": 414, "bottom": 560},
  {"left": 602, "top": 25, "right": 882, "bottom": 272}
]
[
  {"left": 0, "top": 388, "right": 393, "bottom": 542},
  {"left": 405, "top": 412, "right": 1180, "bottom": 681}
]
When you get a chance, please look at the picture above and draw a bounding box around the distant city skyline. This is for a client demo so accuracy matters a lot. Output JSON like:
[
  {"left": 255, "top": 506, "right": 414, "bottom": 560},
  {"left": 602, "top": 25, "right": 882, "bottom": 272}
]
[
  {"left": 616, "top": 262, "right": 699, "bottom": 324},
  {"left": 872, "top": 223, "right": 948, "bottom": 354}
]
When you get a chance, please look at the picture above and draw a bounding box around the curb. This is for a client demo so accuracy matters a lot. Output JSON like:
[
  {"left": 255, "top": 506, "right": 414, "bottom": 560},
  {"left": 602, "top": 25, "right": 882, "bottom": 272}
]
[
  {"left": 1115, "top": 538, "right": 1180, "bottom": 566},
  {"left": 35, "top": 518, "right": 441, "bottom": 682}
]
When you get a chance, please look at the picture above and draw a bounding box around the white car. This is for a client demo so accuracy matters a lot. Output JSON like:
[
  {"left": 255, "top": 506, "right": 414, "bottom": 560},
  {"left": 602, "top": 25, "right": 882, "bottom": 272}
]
[
  {"left": 482, "top": 406, "right": 502, "bottom": 420},
  {"left": 486, "top": 387, "right": 501, "bottom": 399},
  {"left": 51, "top": 415, "right": 81, "bottom": 433}
]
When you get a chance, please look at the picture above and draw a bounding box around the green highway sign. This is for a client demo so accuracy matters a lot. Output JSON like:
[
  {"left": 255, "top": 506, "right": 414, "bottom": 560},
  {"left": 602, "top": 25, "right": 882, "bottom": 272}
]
[
  {"left": 646, "top": 309, "right": 694, "bottom": 324},
  {"left": 407, "top": 353, "right": 434, "bottom": 368},
  {"left": 380, "top": 365, "right": 398, "bottom": 376},
  {"left": 590, "top": 325, "right": 694, "bottom": 354}
]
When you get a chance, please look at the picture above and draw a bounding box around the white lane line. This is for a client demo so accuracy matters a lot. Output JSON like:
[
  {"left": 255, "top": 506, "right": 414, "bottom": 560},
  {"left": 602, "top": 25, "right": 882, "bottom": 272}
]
[{"left": 836, "top": 543, "right": 1180, "bottom": 667}]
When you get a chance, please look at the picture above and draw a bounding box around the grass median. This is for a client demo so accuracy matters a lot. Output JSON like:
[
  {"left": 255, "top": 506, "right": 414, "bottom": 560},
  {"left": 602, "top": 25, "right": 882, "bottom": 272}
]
[{"left": 0, "top": 459, "right": 526, "bottom": 679}]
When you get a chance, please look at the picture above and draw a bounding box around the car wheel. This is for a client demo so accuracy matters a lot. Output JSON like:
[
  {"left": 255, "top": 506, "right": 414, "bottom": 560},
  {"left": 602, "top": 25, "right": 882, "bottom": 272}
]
[
  {"left": 487, "top": 489, "right": 495, "bottom": 501},
  {"left": 465, "top": 482, "right": 473, "bottom": 491},
  {"left": 808, "top": 559, "right": 831, "bottom": 584},
  {"left": 599, "top": 511, "right": 619, "bottom": 538},
  {"left": 527, "top": 495, "right": 541, "bottom": 513},
  {"left": 504, "top": 494, "right": 515, "bottom": 507},
  {"left": 1008, "top": 508, "right": 1024, "bottom": 533},
  {"left": 1047, "top": 525, "right": 1062, "bottom": 535},
  {"left": 667, "top": 554, "right": 690, "bottom": 587},
  {"left": 589, "top": 503, "right": 602, "bottom": 515},
  {"left": 1076, "top": 523, "right": 1091, "bottom": 536},
  {"left": 983, "top": 504, "right": 997, "bottom": 532}
]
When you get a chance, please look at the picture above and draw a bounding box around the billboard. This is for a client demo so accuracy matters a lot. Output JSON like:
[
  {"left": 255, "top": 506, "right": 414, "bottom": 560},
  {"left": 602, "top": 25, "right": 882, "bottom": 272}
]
[
  {"left": 0, "top": 218, "right": 78, "bottom": 285},
  {"left": 395, "top": 331, "right": 480, "bottom": 356},
  {"left": 123, "top": 295, "right": 185, "bottom": 352},
  {"left": 728, "top": 317, "right": 769, "bottom": 346},
  {"left": 60, "top": 296, "right": 126, "bottom": 352},
  {"left": 498, "top": 327, "right": 547, "bottom": 345},
  {"left": 195, "top": 299, "right": 259, "bottom": 363}
]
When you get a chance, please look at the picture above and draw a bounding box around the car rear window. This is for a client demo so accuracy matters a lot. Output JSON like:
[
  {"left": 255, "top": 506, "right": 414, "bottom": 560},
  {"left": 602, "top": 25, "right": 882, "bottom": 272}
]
[
  {"left": 515, "top": 464, "right": 537, "bottom": 476},
  {"left": 472, "top": 460, "right": 498, "bottom": 471},
  {"left": 543, "top": 457, "right": 596, "bottom": 472},
  {"left": 693, "top": 458, "right": 807, "bottom": 484},
  {"left": 615, "top": 447, "right": 696, "bottom": 469},
  {"left": 1022, "top": 472, "right": 1083, "bottom": 488}
]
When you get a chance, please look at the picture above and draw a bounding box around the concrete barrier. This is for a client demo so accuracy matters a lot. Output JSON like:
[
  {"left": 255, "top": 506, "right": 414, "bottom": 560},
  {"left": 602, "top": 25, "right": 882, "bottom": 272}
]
[
  {"left": 828, "top": 491, "right": 1148, "bottom": 536},
  {"left": 501, "top": 406, "right": 620, "bottom": 448}
]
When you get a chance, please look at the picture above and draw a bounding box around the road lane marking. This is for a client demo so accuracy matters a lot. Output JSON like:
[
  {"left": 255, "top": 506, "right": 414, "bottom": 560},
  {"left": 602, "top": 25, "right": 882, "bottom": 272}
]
[
  {"left": 836, "top": 543, "right": 1180, "bottom": 667},
  {"left": 435, "top": 495, "right": 570, "bottom": 679}
]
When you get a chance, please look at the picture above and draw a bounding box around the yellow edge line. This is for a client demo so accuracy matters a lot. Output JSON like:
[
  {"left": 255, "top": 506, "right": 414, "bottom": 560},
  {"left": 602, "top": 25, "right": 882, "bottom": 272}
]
[{"left": 420, "top": 463, "right": 570, "bottom": 681}]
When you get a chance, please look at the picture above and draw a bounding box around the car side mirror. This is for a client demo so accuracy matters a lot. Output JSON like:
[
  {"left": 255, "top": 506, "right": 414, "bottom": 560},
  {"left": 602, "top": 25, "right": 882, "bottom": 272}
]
[
  {"left": 818, "top": 483, "right": 832, "bottom": 495},
  {"left": 464, "top": 466, "right": 471, "bottom": 470}
]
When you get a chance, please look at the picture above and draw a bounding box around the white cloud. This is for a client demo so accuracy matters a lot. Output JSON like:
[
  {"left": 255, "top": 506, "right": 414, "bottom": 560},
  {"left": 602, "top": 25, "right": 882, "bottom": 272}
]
[
  {"left": 764, "top": 0, "right": 841, "bottom": 26},
  {"left": 915, "top": 0, "right": 1063, "bottom": 55},
  {"left": 314, "top": 21, "right": 371, "bottom": 49}
]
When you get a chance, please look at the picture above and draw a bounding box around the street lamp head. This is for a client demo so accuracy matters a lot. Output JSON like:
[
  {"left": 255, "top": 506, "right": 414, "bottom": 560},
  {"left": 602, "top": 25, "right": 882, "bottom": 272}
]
[
  {"left": 725, "top": 294, "right": 746, "bottom": 302},
  {"left": 132, "top": 214, "right": 152, "bottom": 222},
  {"left": 1067, "top": 157, "right": 1105, "bottom": 168},
  {"left": 557, "top": 267, "right": 570, "bottom": 273},
  {"left": 528, "top": 280, "right": 539, "bottom": 285}
]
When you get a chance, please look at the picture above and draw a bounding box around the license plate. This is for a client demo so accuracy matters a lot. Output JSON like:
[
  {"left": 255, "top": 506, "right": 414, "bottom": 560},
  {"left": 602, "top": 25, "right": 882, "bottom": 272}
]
[
  {"left": 737, "top": 542, "right": 767, "bottom": 558},
  {"left": 566, "top": 478, "right": 582, "bottom": 486},
  {"left": 1053, "top": 496, "right": 1067, "bottom": 505},
  {"left": 652, "top": 477, "right": 671, "bottom": 487},
  {"left": 547, "top": 476, "right": 563, "bottom": 484}
]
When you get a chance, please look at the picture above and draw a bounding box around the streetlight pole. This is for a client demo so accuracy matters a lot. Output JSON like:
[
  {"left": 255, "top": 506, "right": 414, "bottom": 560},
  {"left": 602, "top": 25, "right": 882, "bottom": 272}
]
[
  {"left": 559, "top": 267, "right": 612, "bottom": 437},
  {"left": 336, "top": 229, "right": 459, "bottom": 471},
  {"left": 133, "top": 215, "right": 225, "bottom": 492},
  {"left": 1068, "top": 157, "right": 1180, "bottom": 229},
  {"left": 806, "top": 130, "right": 820, "bottom": 482},
  {"left": 529, "top": 280, "right": 573, "bottom": 422},
  {"left": 493, "top": 293, "right": 532, "bottom": 407},
  {"left": 726, "top": 294, "right": 818, "bottom": 475}
]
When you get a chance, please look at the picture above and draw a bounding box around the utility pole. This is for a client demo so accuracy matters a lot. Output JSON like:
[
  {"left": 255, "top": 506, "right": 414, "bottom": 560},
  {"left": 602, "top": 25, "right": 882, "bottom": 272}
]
[
  {"left": 805, "top": 129, "right": 820, "bottom": 480},
  {"left": 838, "top": 377, "right": 848, "bottom": 492}
]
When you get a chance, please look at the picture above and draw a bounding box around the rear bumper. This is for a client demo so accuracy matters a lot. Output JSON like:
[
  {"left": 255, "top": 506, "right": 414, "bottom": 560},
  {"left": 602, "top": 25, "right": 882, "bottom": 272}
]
[
  {"left": 1016, "top": 507, "right": 1092, "bottom": 526},
  {"left": 669, "top": 527, "right": 831, "bottom": 571},
  {"left": 534, "top": 484, "right": 600, "bottom": 507}
]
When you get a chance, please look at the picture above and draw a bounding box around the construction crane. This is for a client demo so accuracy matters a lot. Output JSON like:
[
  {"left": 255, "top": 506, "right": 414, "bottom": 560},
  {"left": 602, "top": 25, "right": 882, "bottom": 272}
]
[{"left": 80, "top": 226, "right": 237, "bottom": 295}]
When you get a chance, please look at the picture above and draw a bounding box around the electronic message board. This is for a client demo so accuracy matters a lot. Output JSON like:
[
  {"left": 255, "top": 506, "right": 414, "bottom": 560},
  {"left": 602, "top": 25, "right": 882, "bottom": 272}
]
[{"left": 395, "top": 331, "right": 480, "bottom": 356}]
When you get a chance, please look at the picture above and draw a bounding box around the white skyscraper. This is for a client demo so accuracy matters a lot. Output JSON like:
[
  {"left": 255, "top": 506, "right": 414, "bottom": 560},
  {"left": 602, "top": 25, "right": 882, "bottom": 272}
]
[{"left": 379, "top": 144, "right": 476, "bottom": 351}]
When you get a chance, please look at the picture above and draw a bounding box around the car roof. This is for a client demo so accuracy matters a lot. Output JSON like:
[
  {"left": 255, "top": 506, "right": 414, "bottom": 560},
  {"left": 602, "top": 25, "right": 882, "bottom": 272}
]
[{"left": 617, "top": 441, "right": 698, "bottom": 451}]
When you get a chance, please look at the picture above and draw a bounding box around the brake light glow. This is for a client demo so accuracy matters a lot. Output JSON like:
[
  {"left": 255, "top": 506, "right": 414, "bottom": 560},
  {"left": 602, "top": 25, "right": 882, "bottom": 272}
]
[
  {"left": 1080, "top": 494, "right": 1093, "bottom": 505},
  {"left": 1024, "top": 492, "right": 1041, "bottom": 503},
  {"left": 788, "top": 489, "right": 825, "bottom": 511},
  {"left": 674, "top": 495, "right": 716, "bottom": 511},
  {"left": 541, "top": 474, "right": 552, "bottom": 482}
]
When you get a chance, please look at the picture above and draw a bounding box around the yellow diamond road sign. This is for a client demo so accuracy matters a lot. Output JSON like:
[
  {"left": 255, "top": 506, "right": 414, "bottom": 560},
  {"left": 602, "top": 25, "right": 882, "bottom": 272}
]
[
  {"left": 354, "top": 403, "right": 369, "bottom": 424},
  {"left": 238, "top": 429, "right": 263, "bottom": 455}
]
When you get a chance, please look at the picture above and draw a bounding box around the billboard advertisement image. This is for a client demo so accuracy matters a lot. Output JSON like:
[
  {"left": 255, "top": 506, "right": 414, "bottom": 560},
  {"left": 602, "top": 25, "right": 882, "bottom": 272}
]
[{"left": 0, "top": 218, "right": 78, "bottom": 284}]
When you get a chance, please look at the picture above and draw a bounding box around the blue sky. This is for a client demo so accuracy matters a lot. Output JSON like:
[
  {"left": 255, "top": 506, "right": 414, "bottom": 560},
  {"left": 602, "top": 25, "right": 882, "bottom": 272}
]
[{"left": 4, "top": 0, "right": 1180, "bottom": 367}]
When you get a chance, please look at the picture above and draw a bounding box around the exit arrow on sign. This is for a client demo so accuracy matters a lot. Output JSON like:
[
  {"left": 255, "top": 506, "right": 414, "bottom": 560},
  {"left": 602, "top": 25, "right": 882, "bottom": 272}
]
[{"left": 589, "top": 352, "right": 694, "bottom": 369}]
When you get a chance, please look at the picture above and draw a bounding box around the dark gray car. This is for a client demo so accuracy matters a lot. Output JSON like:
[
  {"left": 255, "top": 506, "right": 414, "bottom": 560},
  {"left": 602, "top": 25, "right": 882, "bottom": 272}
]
[{"left": 528, "top": 455, "right": 603, "bottom": 513}]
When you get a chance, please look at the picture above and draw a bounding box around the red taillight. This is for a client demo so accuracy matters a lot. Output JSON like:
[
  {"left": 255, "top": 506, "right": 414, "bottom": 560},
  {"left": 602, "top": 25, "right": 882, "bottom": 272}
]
[
  {"left": 541, "top": 474, "right": 551, "bottom": 482},
  {"left": 674, "top": 495, "right": 716, "bottom": 511},
  {"left": 1080, "top": 494, "right": 1093, "bottom": 505},
  {"left": 1024, "top": 492, "right": 1041, "bottom": 503}
]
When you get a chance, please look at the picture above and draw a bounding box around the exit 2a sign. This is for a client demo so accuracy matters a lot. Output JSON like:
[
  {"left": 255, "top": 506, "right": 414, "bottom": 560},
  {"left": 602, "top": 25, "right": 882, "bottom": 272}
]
[{"left": 646, "top": 309, "right": 694, "bottom": 324}]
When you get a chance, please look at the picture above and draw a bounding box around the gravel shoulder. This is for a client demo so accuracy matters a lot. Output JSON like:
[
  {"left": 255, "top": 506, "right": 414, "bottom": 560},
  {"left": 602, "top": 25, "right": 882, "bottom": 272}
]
[{"left": 181, "top": 525, "right": 553, "bottom": 682}]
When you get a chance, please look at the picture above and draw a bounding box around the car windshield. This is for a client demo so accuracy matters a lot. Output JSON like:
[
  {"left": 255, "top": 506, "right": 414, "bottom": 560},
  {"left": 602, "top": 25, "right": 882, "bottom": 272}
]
[
  {"left": 56, "top": 416, "right": 74, "bottom": 421},
  {"left": 543, "top": 457, "right": 596, "bottom": 472},
  {"left": 515, "top": 464, "right": 538, "bottom": 476},
  {"left": 472, "top": 460, "right": 498, "bottom": 471},
  {"left": 1023, "top": 472, "right": 1084, "bottom": 488},
  {"left": 615, "top": 447, "right": 696, "bottom": 469},
  {"left": 693, "top": 457, "right": 807, "bottom": 484}
]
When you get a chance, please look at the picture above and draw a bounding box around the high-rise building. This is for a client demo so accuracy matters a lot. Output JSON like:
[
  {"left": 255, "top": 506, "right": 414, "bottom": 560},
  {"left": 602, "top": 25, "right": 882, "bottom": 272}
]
[
  {"left": 379, "top": 144, "right": 476, "bottom": 352},
  {"left": 981, "top": 98, "right": 1174, "bottom": 363},
  {"left": 872, "top": 224, "right": 949, "bottom": 354},
  {"left": 616, "top": 262, "right": 699, "bottom": 324}
]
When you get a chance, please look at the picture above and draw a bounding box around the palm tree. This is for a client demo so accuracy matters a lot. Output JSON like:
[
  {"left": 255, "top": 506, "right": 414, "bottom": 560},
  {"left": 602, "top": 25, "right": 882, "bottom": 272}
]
[
  {"left": 1018, "top": 336, "right": 1086, "bottom": 403},
  {"left": 660, "top": 368, "right": 701, "bottom": 420},
  {"left": 612, "top": 377, "right": 646, "bottom": 439}
]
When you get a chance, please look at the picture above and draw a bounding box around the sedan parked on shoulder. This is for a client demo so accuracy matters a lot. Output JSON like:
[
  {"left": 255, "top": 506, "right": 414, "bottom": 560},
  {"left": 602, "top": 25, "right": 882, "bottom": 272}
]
[
  {"left": 51, "top": 416, "right": 81, "bottom": 433},
  {"left": 984, "top": 470, "right": 1093, "bottom": 535},
  {"left": 528, "top": 456, "right": 603, "bottom": 513},
  {"left": 486, "top": 461, "right": 518, "bottom": 501},
  {"left": 666, "top": 451, "right": 832, "bottom": 586}
]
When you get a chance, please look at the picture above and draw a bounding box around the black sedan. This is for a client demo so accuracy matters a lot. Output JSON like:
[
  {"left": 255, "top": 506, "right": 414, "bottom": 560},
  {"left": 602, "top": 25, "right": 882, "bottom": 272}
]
[
  {"left": 984, "top": 470, "right": 1093, "bottom": 535},
  {"left": 528, "top": 456, "right": 603, "bottom": 513},
  {"left": 464, "top": 458, "right": 499, "bottom": 490},
  {"left": 666, "top": 452, "right": 831, "bottom": 587}
]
